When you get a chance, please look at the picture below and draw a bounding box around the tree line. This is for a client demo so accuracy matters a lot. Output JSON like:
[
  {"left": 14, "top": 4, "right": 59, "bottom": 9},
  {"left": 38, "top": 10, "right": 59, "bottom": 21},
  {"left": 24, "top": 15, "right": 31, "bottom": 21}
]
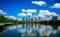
[{"left": 0, "top": 15, "right": 60, "bottom": 25}]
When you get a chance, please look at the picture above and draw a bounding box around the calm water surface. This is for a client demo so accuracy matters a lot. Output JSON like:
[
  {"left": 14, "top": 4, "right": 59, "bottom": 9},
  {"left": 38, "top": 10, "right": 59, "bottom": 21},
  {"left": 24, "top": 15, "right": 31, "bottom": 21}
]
[{"left": 0, "top": 24, "right": 60, "bottom": 37}]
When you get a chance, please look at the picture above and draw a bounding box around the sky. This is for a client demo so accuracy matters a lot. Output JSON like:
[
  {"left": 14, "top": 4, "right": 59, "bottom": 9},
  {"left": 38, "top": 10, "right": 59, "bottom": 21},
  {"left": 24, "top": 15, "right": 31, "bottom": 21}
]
[{"left": 0, "top": 0, "right": 60, "bottom": 20}]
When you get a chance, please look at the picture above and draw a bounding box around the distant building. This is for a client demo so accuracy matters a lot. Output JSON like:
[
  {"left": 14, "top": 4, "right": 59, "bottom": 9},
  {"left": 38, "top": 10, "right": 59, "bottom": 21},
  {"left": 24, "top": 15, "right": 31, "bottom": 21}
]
[
  {"left": 26, "top": 18, "right": 29, "bottom": 22},
  {"left": 35, "top": 17, "right": 37, "bottom": 21},
  {"left": 52, "top": 16, "right": 57, "bottom": 21},
  {"left": 23, "top": 18, "right": 25, "bottom": 21},
  {"left": 38, "top": 17, "right": 41, "bottom": 22},
  {"left": 35, "top": 17, "right": 38, "bottom": 22},
  {"left": 57, "top": 16, "right": 60, "bottom": 20},
  {"left": 31, "top": 18, "right": 35, "bottom": 22}
]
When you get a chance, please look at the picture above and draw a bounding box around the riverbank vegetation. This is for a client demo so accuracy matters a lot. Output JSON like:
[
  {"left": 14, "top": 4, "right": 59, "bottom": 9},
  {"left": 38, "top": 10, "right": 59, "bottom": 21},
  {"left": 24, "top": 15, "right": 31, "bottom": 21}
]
[{"left": 0, "top": 15, "right": 60, "bottom": 25}]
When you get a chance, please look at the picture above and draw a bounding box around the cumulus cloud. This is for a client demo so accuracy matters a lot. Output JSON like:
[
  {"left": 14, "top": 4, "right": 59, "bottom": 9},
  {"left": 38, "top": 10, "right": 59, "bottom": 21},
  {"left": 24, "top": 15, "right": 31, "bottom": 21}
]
[
  {"left": 17, "top": 18, "right": 23, "bottom": 20},
  {"left": 19, "top": 9, "right": 36, "bottom": 17},
  {"left": 9, "top": 16, "right": 16, "bottom": 18},
  {"left": 39, "top": 10, "right": 58, "bottom": 16},
  {"left": 22, "top": 9, "right": 26, "bottom": 12},
  {"left": 18, "top": 13, "right": 27, "bottom": 16},
  {"left": 38, "top": 15, "right": 45, "bottom": 18},
  {"left": 38, "top": 10, "right": 58, "bottom": 20},
  {"left": 42, "top": 16, "right": 52, "bottom": 20},
  {"left": 39, "top": 10, "right": 51, "bottom": 16},
  {"left": 32, "top": 1, "right": 46, "bottom": 6},
  {"left": 18, "top": 12, "right": 32, "bottom": 17},
  {"left": 9, "top": 16, "right": 17, "bottom": 20},
  {"left": 27, "top": 13, "right": 32, "bottom": 16},
  {"left": 22, "top": 9, "right": 37, "bottom": 13},
  {"left": 50, "top": 3, "right": 60, "bottom": 8},
  {"left": 6, "top": 15, "right": 23, "bottom": 20},
  {"left": 0, "top": 10, "right": 6, "bottom": 14},
  {"left": 52, "top": 12, "right": 57, "bottom": 16}
]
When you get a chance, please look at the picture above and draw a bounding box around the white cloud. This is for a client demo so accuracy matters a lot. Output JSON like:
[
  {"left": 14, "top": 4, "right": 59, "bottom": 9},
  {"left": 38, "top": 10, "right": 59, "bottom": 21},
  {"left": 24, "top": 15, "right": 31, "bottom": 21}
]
[
  {"left": 9, "top": 16, "right": 16, "bottom": 18},
  {"left": 22, "top": 9, "right": 26, "bottom": 12},
  {"left": 21, "top": 9, "right": 37, "bottom": 13},
  {"left": 39, "top": 10, "right": 58, "bottom": 16},
  {"left": 21, "top": 9, "right": 37, "bottom": 17},
  {"left": 27, "top": 13, "right": 32, "bottom": 16},
  {"left": 4, "top": 15, "right": 23, "bottom": 20},
  {"left": 38, "top": 15, "right": 45, "bottom": 18},
  {"left": 18, "top": 13, "right": 27, "bottom": 16},
  {"left": 39, "top": 10, "right": 51, "bottom": 16},
  {"left": 50, "top": 3, "right": 60, "bottom": 8},
  {"left": 32, "top": 1, "right": 46, "bottom": 6},
  {"left": 42, "top": 16, "right": 52, "bottom": 20},
  {"left": 18, "top": 12, "right": 32, "bottom": 17},
  {"left": 19, "top": 9, "right": 36, "bottom": 17},
  {"left": 38, "top": 10, "right": 58, "bottom": 20},
  {"left": 52, "top": 12, "right": 58, "bottom": 16},
  {"left": 9, "top": 16, "right": 17, "bottom": 20},
  {"left": 38, "top": 14, "right": 52, "bottom": 20},
  {"left": 27, "top": 9, "right": 37, "bottom": 13},
  {"left": 17, "top": 18, "right": 23, "bottom": 20},
  {"left": 0, "top": 10, "right": 6, "bottom": 14}
]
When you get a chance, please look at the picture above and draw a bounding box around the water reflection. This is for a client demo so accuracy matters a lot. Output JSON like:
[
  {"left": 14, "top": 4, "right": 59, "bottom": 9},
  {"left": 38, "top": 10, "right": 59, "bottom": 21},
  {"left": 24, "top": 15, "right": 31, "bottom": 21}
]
[{"left": 0, "top": 24, "right": 60, "bottom": 37}]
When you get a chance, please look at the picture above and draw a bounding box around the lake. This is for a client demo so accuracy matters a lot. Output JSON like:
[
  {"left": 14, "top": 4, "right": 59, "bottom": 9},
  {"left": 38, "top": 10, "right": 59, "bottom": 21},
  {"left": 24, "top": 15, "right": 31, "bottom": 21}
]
[{"left": 0, "top": 24, "right": 60, "bottom": 37}]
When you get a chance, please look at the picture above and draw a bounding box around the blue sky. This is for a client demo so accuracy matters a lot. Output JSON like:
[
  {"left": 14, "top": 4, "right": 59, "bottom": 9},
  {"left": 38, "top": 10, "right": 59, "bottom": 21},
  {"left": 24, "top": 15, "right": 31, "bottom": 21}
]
[{"left": 0, "top": 0, "right": 60, "bottom": 20}]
